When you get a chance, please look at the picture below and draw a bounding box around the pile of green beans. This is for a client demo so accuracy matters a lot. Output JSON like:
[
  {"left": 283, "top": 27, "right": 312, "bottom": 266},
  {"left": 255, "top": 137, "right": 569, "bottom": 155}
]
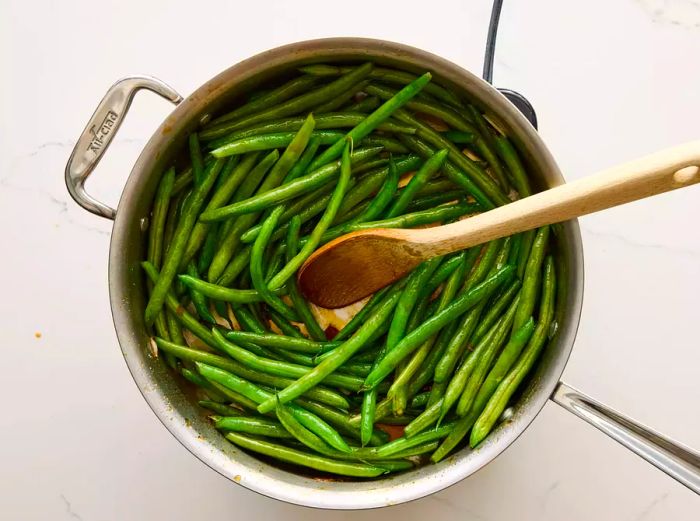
[{"left": 142, "top": 62, "right": 558, "bottom": 479}]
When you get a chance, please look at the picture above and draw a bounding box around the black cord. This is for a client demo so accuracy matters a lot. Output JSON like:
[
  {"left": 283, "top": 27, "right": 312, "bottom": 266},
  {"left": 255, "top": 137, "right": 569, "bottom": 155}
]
[{"left": 482, "top": 0, "right": 504, "bottom": 84}]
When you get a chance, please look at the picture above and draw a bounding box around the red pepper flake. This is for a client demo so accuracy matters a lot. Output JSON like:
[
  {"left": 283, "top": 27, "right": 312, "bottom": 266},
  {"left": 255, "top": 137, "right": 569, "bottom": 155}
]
[
  {"left": 324, "top": 325, "right": 339, "bottom": 340},
  {"left": 377, "top": 423, "right": 405, "bottom": 441}
]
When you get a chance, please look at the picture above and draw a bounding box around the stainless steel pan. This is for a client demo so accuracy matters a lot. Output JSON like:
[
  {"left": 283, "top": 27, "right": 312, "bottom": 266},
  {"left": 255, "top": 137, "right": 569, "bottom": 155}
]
[{"left": 65, "top": 38, "right": 700, "bottom": 509}]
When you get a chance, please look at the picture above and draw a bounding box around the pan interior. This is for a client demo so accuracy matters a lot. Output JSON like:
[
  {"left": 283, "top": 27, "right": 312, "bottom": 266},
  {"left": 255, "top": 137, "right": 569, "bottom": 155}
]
[{"left": 108, "top": 38, "right": 583, "bottom": 509}]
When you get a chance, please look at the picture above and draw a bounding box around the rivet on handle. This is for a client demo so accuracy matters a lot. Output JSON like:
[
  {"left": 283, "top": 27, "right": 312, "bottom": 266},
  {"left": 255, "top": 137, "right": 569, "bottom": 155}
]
[{"left": 64, "top": 76, "right": 183, "bottom": 220}]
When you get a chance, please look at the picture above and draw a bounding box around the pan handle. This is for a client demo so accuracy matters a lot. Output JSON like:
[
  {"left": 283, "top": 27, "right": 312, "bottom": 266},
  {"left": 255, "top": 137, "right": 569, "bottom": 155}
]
[
  {"left": 64, "top": 76, "right": 182, "bottom": 220},
  {"left": 552, "top": 381, "right": 700, "bottom": 494}
]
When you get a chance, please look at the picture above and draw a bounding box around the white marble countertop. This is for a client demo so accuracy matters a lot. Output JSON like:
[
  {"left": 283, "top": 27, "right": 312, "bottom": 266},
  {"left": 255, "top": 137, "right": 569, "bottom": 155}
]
[{"left": 2, "top": 0, "right": 699, "bottom": 519}]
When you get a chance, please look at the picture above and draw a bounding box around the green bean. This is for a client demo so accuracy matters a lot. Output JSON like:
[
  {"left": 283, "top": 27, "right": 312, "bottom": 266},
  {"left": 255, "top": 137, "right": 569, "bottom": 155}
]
[
  {"left": 428, "top": 376, "right": 450, "bottom": 405},
  {"left": 211, "top": 329, "right": 361, "bottom": 391},
  {"left": 346, "top": 346, "right": 382, "bottom": 365},
  {"left": 202, "top": 64, "right": 373, "bottom": 140},
  {"left": 396, "top": 120, "right": 504, "bottom": 208},
  {"left": 307, "top": 72, "right": 432, "bottom": 171},
  {"left": 272, "top": 348, "right": 315, "bottom": 367},
  {"left": 414, "top": 178, "right": 459, "bottom": 197},
  {"left": 471, "top": 279, "right": 521, "bottom": 344},
  {"left": 250, "top": 207, "right": 300, "bottom": 322},
  {"left": 388, "top": 252, "right": 468, "bottom": 413},
  {"left": 188, "top": 133, "right": 205, "bottom": 186},
  {"left": 385, "top": 149, "right": 448, "bottom": 218},
  {"left": 211, "top": 130, "right": 344, "bottom": 158},
  {"left": 208, "top": 112, "right": 413, "bottom": 147},
  {"left": 461, "top": 318, "right": 535, "bottom": 419},
  {"left": 155, "top": 339, "right": 348, "bottom": 409},
  {"left": 508, "top": 233, "right": 523, "bottom": 267},
  {"left": 425, "top": 255, "right": 463, "bottom": 289},
  {"left": 516, "top": 229, "right": 536, "bottom": 280},
  {"left": 225, "top": 433, "right": 386, "bottom": 477},
  {"left": 430, "top": 414, "right": 476, "bottom": 463},
  {"left": 166, "top": 308, "right": 185, "bottom": 345},
  {"left": 183, "top": 262, "right": 214, "bottom": 323},
  {"left": 372, "top": 421, "right": 455, "bottom": 458},
  {"left": 142, "top": 262, "right": 217, "bottom": 347},
  {"left": 178, "top": 274, "right": 280, "bottom": 304},
  {"left": 466, "top": 105, "right": 509, "bottom": 192},
  {"left": 148, "top": 300, "right": 172, "bottom": 362},
  {"left": 196, "top": 362, "right": 350, "bottom": 451},
  {"left": 350, "top": 157, "right": 390, "bottom": 178},
  {"left": 277, "top": 402, "right": 410, "bottom": 467},
  {"left": 441, "top": 130, "right": 474, "bottom": 144},
  {"left": 214, "top": 415, "right": 293, "bottom": 439},
  {"left": 348, "top": 153, "right": 394, "bottom": 224},
  {"left": 299, "top": 64, "right": 461, "bottom": 107},
  {"left": 513, "top": 226, "right": 550, "bottom": 333},
  {"left": 386, "top": 258, "right": 442, "bottom": 351},
  {"left": 433, "top": 300, "right": 486, "bottom": 384},
  {"left": 440, "top": 294, "right": 520, "bottom": 421},
  {"left": 338, "top": 362, "right": 372, "bottom": 377},
  {"left": 465, "top": 240, "right": 503, "bottom": 290},
  {"left": 182, "top": 154, "right": 252, "bottom": 266},
  {"left": 455, "top": 315, "right": 529, "bottom": 421},
  {"left": 363, "top": 265, "right": 514, "bottom": 389},
  {"left": 275, "top": 398, "right": 341, "bottom": 455},
  {"left": 314, "top": 201, "right": 480, "bottom": 246},
  {"left": 227, "top": 327, "right": 331, "bottom": 356},
  {"left": 358, "top": 259, "right": 427, "bottom": 444},
  {"left": 405, "top": 190, "right": 463, "bottom": 212},
  {"left": 345, "top": 95, "right": 381, "bottom": 113},
  {"left": 334, "top": 286, "right": 391, "bottom": 342},
  {"left": 257, "top": 281, "right": 403, "bottom": 414},
  {"left": 171, "top": 165, "right": 194, "bottom": 196},
  {"left": 359, "top": 383, "right": 379, "bottom": 447},
  {"left": 197, "top": 224, "right": 219, "bottom": 273},
  {"left": 296, "top": 398, "right": 387, "bottom": 447},
  {"left": 284, "top": 407, "right": 350, "bottom": 453},
  {"left": 210, "top": 382, "right": 265, "bottom": 413},
  {"left": 145, "top": 159, "right": 225, "bottom": 324},
  {"left": 147, "top": 166, "right": 175, "bottom": 268},
  {"left": 239, "top": 179, "right": 336, "bottom": 245},
  {"left": 403, "top": 398, "right": 443, "bottom": 438},
  {"left": 207, "top": 75, "right": 319, "bottom": 128},
  {"left": 389, "top": 441, "right": 440, "bottom": 459},
  {"left": 336, "top": 155, "right": 423, "bottom": 218},
  {"left": 223, "top": 331, "right": 286, "bottom": 361},
  {"left": 365, "top": 84, "right": 474, "bottom": 133},
  {"left": 162, "top": 190, "right": 182, "bottom": 255},
  {"left": 267, "top": 308, "right": 305, "bottom": 338},
  {"left": 361, "top": 135, "right": 408, "bottom": 153},
  {"left": 181, "top": 367, "right": 227, "bottom": 402},
  {"left": 315, "top": 80, "right": 369, "bottom": 113},
  {"left": 470, "top": 256, "right": 556, "bottom": 446},
  {"left": 207, "top": 150, "right": 279, "bottom": 282},
  {"left": 196, "top": 360, "right": 269, "bottom": 403},
  {"left": 232, "top": 304, "right": 267, "bottom": 333},
  {"left": 266, "top": 139, "right": 353, "bottom": 291},
  {"left": 494, "top": 136, "right": 532, "bottom": 198},
  {"left": 411, "top": 392, "right": 430, "bottom": 409},
  {"left": 216, "top": 248, "right": 252, "bottom": 286},
  {"left": 285, "top": 217, "right": 326, "bottom": 341},
  {"left": 200, "top": 146, "right": 381, "bottom": 223},
  {"left": 198, "top": 400, "right": 242, "bottom": 416}
]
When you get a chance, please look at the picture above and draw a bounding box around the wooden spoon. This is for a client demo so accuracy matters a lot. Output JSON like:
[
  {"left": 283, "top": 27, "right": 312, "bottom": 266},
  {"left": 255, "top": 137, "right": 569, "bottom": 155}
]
[{"left": 298, "top": 140, "right": 700, "bottom": 308}]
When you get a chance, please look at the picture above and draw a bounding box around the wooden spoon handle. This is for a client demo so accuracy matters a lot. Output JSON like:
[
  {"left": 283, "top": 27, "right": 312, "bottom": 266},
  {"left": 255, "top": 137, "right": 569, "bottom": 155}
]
[{"left": 411, "top": 140, "right": 700, "bottom": 255}]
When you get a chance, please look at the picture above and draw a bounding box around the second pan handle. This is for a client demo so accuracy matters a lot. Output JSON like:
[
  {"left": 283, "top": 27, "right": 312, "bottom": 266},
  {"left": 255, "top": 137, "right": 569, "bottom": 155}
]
[
  {"left": 64, "top": 76, "right": 182, "bottom": 220},
  {"left": 551, "top": 381, "right": 700, "bottom": 495}
]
